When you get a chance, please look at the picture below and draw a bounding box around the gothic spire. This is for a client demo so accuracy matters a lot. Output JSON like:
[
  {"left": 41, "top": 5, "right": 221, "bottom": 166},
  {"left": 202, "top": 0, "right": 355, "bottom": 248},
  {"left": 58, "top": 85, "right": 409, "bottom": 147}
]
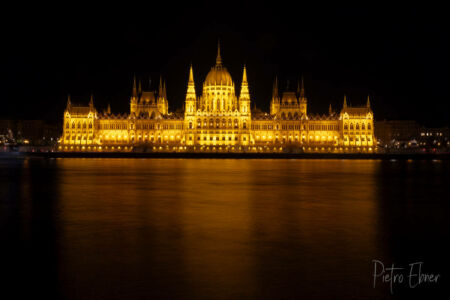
[
  {"left": 107, "top": 103, "right": 111, "bottom": 115},
  {"left": 240, "top": 65, "right": 250, "bottom": 99},
  {"left": 343, "top": 94, "right": 347, "bottom": 108},
  {"left": 138, "top": 79, "right": 142, "bottom": 94},
  {"left": 189, "top": 63, "right": 194, "bottom": 83},
  {"left": 158, "top": 76, "right": 163, "bottom": 96},
  {"left": 89, "top": 93, "right": 94, "bottom": 107},
  {"left": 300, "top": 75, "right": 305, "bottom": 98},
  {"left": 367, "top": 95, "right": 371, "bottom": 108},
  {"left": 329, "top": 103, "right": 332, "bottom": 115},
  {"left": 216, "top": 40, "right": 222, "bottom": 66},
  {"left": 66, "top": 94, "right": 71, "bottom": 108},
  {"left": 272, "top": 77, "right": 279, "bottom": 99},
  {"left": 186, "top": 64, "right": 196, "bottom": 99},
  {"left": 132, "top": 74, "right": 137, "bottom": 97},
  {"left": 242, "top": 64, "right": 248, "bottom": 84},
  {"left": 163, "top": 80, "right": 167, "bottom": 99}
]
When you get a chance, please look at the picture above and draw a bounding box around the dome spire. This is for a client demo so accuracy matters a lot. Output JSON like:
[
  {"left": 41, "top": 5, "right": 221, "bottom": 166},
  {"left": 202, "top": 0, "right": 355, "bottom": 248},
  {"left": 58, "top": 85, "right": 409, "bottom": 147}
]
[{"left": 216, "top": 40, "right": 222, "bottom": 66}]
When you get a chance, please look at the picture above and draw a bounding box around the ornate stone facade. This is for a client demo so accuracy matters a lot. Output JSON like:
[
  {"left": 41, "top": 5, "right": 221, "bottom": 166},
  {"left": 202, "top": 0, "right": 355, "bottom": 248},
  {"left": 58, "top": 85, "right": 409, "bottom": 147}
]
[{"left": 59, "top": 44, "right": 376, "bottom": 153}]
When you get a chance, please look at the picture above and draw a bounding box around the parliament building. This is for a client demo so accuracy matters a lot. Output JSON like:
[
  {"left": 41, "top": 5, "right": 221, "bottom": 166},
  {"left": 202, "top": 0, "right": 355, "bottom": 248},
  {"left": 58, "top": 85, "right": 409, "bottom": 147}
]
[{"left": 59, "top": 43, "right": 376, "bottom": 153}]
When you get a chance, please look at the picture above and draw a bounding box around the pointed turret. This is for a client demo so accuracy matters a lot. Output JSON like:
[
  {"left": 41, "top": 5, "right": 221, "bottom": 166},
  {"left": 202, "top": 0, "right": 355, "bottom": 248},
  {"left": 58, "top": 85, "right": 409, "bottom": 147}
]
[
  {"left": 329, "top": 103, "right": 333, "bottom": 115},
  {"left": 89, "top": 93, "right": 94, "bottom": 108},
  {"left": 298, "top": 75, "right": 307, "bottom": 116},
  {"left": 299, "top": 75, "right": 305, "bottom": 98},
  {"left": 270, "top": 77, "right": 281, "bottom": 115},
  {"left": 163, "top": 80, "right": 167, "bottom": 100},
  {"left": 239, "top": 65, "right": 250, "bottom": 114},
  {"left": 185, "top": 64, "right": 197, "bottom": 116},
  {"left": 138, "top": 79, "right": 142, "bottom": 94},
  {"left": 107, "top": 103, "right": 111, "bottom": 115},
  {"left": 66, "top": 94, "right": 71, "bottom": 108},
  {"left": 272, "top": 77, "right": 279, "bottom": 99},
  {"left": 367, "top": 95, "right": 371, "bottom": 108},
  {"left": 186, "top": 64, "right": 196, "bottom": 99},
  {"left": 343, "top": 94, "right": 347, "bottom": 108},
  {"left": 130, "top": 75, "right": 138, "bottom": 114},
  {"left": 158, "top": 76, "right": 163, "bottom": 96},
  {"left": 132, "top": 74, "right": 137, "bottom": 97},
  {"left": 216, "top": 40, "right": 222, "bottom": 67},
  {"left": 189, "top": 64, "right": 194, "bottom": 83},
  {"left": 239, "top": 65, "right": 250, "bottom": 100}
]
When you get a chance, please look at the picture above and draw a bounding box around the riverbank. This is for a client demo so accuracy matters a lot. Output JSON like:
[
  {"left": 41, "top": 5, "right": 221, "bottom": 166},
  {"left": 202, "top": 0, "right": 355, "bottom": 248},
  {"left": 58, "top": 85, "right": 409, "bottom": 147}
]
[{"left": 15, "top": 151, "right": 450, "bottom": 160}]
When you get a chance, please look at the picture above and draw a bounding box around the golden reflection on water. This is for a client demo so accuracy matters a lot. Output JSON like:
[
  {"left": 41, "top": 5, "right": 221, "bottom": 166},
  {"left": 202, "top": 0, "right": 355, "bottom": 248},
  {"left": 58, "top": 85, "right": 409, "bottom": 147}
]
[{"left": 55, "top": 158, "right": 382, "bottom": 298}]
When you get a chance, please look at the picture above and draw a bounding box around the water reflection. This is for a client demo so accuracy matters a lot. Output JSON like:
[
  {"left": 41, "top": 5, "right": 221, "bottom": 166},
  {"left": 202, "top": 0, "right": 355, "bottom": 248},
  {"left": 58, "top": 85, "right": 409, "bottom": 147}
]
[
  {"left": 2, "top": 158, "right": 448, "bottom": 299},
  {"left": 53, "top": 159, "right": 382, "bottom": 299}
]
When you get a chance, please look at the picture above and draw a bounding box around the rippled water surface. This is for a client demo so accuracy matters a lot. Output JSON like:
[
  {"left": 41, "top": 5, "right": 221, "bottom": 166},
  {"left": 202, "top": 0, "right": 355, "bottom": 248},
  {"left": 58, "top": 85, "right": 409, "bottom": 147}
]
[{"left": 1, "top": 158, "right": 449, "bottom": 299}]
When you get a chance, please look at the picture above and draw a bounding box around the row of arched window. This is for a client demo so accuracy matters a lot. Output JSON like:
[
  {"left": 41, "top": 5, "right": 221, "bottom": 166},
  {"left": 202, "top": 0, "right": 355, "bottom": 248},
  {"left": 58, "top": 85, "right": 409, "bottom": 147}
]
[
  {"left": 66, "top": 121, "right": 93, "bottom": 129},
  {"left": 194, "top": 118, "right": 244, "bottom": 129},
  {"left": 344, "top": 123, "right": 372, "bottom": 130}
]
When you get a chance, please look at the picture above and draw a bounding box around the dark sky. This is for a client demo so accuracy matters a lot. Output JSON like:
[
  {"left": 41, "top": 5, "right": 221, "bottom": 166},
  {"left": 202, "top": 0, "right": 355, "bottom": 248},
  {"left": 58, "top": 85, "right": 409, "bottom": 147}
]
[{"left": 1, "top": 3, "right": 449, "bottom": 126}]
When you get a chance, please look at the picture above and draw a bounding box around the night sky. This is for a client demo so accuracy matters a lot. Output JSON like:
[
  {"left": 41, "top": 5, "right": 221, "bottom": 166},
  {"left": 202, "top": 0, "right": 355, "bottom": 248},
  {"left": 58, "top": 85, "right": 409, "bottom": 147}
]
[{"left": 2, "top": 3, "right": 449, "bottom": 126}]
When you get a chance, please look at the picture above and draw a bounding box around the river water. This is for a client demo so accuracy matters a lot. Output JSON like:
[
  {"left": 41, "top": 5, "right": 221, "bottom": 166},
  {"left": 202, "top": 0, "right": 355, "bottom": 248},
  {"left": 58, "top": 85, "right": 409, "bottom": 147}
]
[{"left": 1, "top": 158, "right": 448, "bottom": 299}]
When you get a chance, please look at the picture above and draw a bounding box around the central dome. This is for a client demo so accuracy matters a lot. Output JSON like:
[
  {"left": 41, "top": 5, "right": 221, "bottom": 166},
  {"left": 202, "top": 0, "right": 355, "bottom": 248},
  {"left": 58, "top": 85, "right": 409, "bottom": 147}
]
[
  {"left": 204, "top": 42, "right": 234, "bottom": 87},
  {"left": 204, "top": 66, "right": 233, "bottom": 86}
]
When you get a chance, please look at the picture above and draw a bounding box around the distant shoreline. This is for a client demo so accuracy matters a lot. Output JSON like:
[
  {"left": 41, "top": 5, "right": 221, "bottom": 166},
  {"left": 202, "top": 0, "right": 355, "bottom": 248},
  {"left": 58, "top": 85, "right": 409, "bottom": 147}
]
[{"left": 9, "top": 152, "right": 450, "bottom": 160}]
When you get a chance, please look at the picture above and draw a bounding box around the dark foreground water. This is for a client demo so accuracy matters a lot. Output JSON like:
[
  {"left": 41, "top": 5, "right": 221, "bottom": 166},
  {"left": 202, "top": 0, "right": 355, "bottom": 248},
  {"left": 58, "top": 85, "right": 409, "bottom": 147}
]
[{"left": 1, "top": 158, "right": 449, "bottom": 299}]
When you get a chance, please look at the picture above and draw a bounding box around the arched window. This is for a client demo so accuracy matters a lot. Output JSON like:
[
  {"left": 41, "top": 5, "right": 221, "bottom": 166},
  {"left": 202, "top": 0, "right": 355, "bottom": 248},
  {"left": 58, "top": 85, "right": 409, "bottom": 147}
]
[
  {"left": 77, "top": 122, "right": 81, "bottom": 129},
  {"left": 189, "top": 122, "right": 192, "bottom": 129},
  {"left": 362, "top": 124, "right": 365, "bottom": 130},
  {"left": 89, "top": 122, "right": 92, "bottom": 129},
  {"left": 66, "top": 122, "right": 69, "bottom": 129},
  {"left": 344, "top": 124, "right": 348, "bottom": 130},
  {"left": 83, "top": 122, "right": 86, "bottom": 129},
  {"left": 368, "top": 123, "right": 372, "bottom": 130},
  {"left": 356, "top": 123, "right": 359, "bottom": 130},
  {"left": 234, "top": 119, "right": 238, "bottom": 128},
  {"left": 350, "top": 123, "right": 354, "bottom": 130},
  {"left": 243, "top": 122, "right": 247, "bottom": 129}
]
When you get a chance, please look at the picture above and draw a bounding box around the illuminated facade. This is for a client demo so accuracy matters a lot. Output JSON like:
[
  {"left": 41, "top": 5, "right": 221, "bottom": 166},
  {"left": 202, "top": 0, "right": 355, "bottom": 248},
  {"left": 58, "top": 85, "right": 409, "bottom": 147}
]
[{"left": 60, "top": 44, "right": 376, "bottom": 153}]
